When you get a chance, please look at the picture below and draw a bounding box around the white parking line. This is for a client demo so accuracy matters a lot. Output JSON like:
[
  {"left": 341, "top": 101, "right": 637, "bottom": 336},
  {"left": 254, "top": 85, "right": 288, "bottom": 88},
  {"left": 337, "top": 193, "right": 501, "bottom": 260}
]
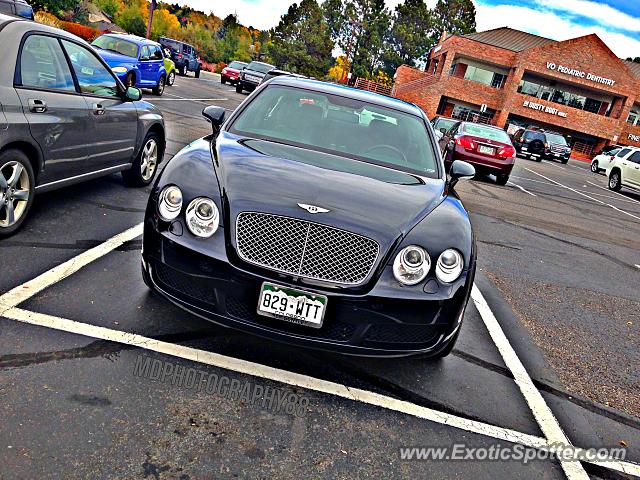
[
  {"left": 471, "top": 286, "right": 587, "bottom": 479},
  {"left": 0, "top": 223, "right": 143, "bottom": 316},
  {"left": 507, "top": 181, "right": 537, "bottom": 197},
  {"left": 3, "top": 307, "right": 638, "bottom": 477},
  {"left": 524, "top": 168, "right": 640, "bottom": 222},
  {"left": 1, "top": 224, "right": 638, "bottom": 478},
  {"left": 586, "top": 180, "right": 640, "bottom": 206}
]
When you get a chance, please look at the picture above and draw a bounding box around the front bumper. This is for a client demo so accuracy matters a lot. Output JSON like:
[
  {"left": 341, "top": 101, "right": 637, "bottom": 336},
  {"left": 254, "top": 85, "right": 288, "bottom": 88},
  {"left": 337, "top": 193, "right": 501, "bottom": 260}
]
[{"left": 142, "top": 225, "right": 473, "bottom": 357}]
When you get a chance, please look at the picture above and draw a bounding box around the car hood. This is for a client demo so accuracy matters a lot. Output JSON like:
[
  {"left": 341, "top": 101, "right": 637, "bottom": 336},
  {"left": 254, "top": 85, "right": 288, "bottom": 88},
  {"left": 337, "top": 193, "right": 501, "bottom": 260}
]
[
  {"left": 215, "top": 133, "right": 446, "bottom": 256},
  {"left": 95, "top": 48, "right": 136, "bottom": 67}
]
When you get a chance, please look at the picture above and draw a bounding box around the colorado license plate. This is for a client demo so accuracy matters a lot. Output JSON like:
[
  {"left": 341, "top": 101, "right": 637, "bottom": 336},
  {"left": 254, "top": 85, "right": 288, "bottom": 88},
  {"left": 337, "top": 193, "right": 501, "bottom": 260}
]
[
  {"left": 257, "top": 282, "right": 327, "bottom": 328},
  {"left": 478, "top": 145, "right": 495, "bottom": 155},
  {"left": 245, "top": 75, "right": 260, "bottom": 82}
]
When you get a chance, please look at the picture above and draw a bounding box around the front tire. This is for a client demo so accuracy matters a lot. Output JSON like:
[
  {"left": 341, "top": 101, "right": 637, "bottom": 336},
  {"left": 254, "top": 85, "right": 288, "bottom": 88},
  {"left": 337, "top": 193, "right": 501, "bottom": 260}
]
[
  {"left": 153, "top": 75, "right": 166, "bottom": 96},
  {"left": 561, "top": 157, "right": 569, "bottom": 164},
  {"left": 221, "top": 76, "right": 226, "bottom": 84},
  {"left": 236, "top": 82, "right": 243, "bottom": 93},
  {"left": 122, "top": 132, "right": 162, "bottom": 187},
  {"left": 0, "top": 149, "right": 35, "bottom": 238},
  {"left": 167, "top": 71, "right": 175, "bottom": 86},
  {"left": 124, "top": 72, "right": 135, "bottom": 88},
  {"left": 591, "top": 160, "right": 599, "bottom": 173},
  {"left": 178, "top": 65, "right": 185, "bottom": 76},
  {"left": 195, "top": 67, "right": 201, "bottom": 78},
  {"left": 608, "top": 170, "right": 622, "bottom": 191}
]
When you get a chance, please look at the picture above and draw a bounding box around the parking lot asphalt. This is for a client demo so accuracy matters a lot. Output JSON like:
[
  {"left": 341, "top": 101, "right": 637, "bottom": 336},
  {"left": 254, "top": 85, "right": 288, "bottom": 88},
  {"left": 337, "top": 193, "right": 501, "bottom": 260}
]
[{"left": 0, "top": 72, "right": 638, "bottom": 479}]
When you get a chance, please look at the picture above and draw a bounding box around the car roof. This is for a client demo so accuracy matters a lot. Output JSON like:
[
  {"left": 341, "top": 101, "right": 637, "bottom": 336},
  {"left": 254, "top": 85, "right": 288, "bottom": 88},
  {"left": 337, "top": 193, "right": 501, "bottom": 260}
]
[
  {"left": 98, "top": 32, "right": 158, "bottom": 46},
  {"left": 248, "top": 61, "right": 274, "bottom": 67},
  {"left": 0, "top": 13, "right": 92, "bottom": 44},
  {"left": 268, "top": 76, "right": 424, "bottom": 117}
]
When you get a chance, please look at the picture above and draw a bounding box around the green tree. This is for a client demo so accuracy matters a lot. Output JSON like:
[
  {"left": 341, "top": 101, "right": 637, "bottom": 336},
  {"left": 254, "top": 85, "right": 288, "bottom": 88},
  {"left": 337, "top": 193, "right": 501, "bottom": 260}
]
[
  {"left": 94, "top": 0, "right": 123, "bottom": 19},
  {"left": 323, "top": 0, "right": 391, "bottom": 78},
  {"left": 31, "top": 0, "right": 79, "bottom": 15},
  {"left": 383, "top": 0, "right": 433, "bottom": 73},
  {"left": 430, "top": 0, "right": 476, "bottom": 42},
  {"left": 267, "top": 0, "right": 333, "bottom": 77}
]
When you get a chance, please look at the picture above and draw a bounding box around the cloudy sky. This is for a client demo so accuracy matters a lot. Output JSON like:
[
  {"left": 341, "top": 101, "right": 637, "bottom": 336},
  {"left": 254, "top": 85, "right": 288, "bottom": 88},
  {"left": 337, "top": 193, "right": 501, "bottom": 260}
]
[{"left": 180, "top": 0, "right": 640, "bottom": 59}]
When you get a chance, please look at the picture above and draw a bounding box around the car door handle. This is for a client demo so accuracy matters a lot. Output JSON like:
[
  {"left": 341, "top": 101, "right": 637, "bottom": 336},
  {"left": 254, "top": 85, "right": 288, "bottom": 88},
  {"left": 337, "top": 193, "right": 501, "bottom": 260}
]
[
  {"left": 93, "top": 103, "right": 105, "bottom": 116},
  {"left": 28, "top": 99, "right": 47, "bottom": 113}
]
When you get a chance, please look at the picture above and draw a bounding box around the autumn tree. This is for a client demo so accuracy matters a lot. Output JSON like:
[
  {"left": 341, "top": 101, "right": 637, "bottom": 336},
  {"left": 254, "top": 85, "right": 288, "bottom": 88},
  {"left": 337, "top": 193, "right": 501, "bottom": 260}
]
[{"left": 267, "top": 0, "right": 333, "bottom": 77}]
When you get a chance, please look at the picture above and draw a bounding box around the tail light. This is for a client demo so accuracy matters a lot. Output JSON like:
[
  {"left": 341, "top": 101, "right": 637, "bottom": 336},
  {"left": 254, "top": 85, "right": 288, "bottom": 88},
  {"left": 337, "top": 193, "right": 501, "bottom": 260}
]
[
  {"left": 456, "top": 136, "right": 475, "bottom": 150},
  {"left": 610, "top": 155, "right": 615, "bottom": 160},
  {"left": 178, "top": 54, "right": 183, "bottom": 59},
  {"left": 544, "top": 142, "right": 549, "bottom": 148},
  {"left": 497, "top": 145, "right": 516, "bottom": 157}
]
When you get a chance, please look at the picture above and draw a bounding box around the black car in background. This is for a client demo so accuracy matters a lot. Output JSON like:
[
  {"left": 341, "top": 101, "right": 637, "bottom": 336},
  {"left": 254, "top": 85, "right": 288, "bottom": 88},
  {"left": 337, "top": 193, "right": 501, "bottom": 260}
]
[
  {"left": 0, "top": 0, "right": 33, "bottom": 19},
  {"left": 512, "top": 128, "right": 572, "bottom": 163},
  {"left": 236, "top": 61, "right": 275, "bottom": 93},
  {"left": 158, "top": 36, "right": 201, "bottom": 77},
  {"left": 142, "top": 77, "right": 477, "bottom": 358},
  {"left": 260, "top": 69, "right": 306, "bottom": 85}
]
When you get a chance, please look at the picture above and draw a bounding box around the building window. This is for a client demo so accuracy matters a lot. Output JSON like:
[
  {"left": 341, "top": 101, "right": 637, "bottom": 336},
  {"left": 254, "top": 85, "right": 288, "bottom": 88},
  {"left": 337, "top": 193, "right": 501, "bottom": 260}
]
[
  {"left": 463, "top": 65, "right": 505, "bottom": 88},
  {"left": 627, "top": 106, "right": 640, "bottom": 125},
  {"left": 518, "top": 79, "right": 607, "bottom": 116},
  {"left": 432, "top": 59, "right": 439, "bottom": 75},
  {"left": 449, "top": 63, "right": 457, "bottom": 76}
]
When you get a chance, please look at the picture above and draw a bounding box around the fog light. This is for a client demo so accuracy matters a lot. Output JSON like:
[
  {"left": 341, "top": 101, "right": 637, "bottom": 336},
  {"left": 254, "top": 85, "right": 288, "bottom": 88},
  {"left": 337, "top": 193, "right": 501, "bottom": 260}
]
[
  {"left": 158, "top": 185, "right": 182, "bottom": 221},
  {"left": 436, "top": 249, "right": 464, "bottom": 283},
  {"left": 185, "top": 197, "right": 219, "bottom": 238},
  {"left": 393, "top": 245, "right": 430, "bottom": 285}
]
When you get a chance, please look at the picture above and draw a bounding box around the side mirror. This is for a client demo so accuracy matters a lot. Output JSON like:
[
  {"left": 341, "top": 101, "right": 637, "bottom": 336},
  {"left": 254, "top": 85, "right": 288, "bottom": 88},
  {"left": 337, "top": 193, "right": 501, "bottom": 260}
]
[
  {"left": 202, "top": 105, "right": 226, "bottom": 134},
  {"left": 449, "top": 160, "right": 475, "bottom": 188},
  {"left": 439, "top": 127, "right": 447, "bottom": 134},
  {"left": 124, "top": 86, "right": 142, "bottom": 101}
]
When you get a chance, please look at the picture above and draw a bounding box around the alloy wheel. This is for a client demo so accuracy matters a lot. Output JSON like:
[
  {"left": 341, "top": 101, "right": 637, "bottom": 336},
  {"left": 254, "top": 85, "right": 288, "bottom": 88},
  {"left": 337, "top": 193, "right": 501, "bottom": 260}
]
[
  {"left": 591, "top": 161, "right": 598, "bottom": 172},
  {"left": 168, "top": 71, "right": 175, "bottom": 85},
  {"left": 609, "top": 173, "right": 619, "bottom": 189},
  {"left": 0, "top": 161, "right": 30, "bottom": 228},
  {"left": 140, "top": 139, "right": 158, "bottom": 182}
]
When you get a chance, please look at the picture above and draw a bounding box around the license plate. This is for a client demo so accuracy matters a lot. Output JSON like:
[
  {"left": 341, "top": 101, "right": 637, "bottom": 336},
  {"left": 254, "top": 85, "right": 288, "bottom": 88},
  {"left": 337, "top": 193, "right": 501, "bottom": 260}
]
[
  {"left": 478, "top": 145, "right": 495, "bottom": 155},
  {"left": 245, "top": 75, "right": 260, "bottom": 82},
  {"left": 257, "top": 282, "right": 327, "bottom": 328}
]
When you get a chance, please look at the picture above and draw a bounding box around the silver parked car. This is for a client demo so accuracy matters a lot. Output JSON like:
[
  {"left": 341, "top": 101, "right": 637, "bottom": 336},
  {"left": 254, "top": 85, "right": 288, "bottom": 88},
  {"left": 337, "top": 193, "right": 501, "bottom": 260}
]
[{"left": 0, "top": 14, "right": 165, "bottom": 237}]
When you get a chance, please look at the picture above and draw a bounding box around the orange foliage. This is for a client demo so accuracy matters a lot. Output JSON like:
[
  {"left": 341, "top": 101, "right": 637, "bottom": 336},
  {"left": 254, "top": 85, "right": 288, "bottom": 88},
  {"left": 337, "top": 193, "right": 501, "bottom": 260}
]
[{"left": 60, "top": 22, "right": 102, "bottom": 42}]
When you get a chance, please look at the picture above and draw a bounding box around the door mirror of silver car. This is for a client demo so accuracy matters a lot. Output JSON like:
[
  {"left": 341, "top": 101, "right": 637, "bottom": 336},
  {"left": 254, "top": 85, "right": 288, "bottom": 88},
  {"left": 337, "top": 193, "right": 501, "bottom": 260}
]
[
  {"left": 124, "top": 87, "right": 142, "bottom": 101},
  {"left": 202, "top": 106, "right": 226, "bottom": 134},
  {"left": 449, "top": 160, "right": 475, "bottom": 188},
  {"left": 439, "top": 127, "right": 447, "bottom": 134}
]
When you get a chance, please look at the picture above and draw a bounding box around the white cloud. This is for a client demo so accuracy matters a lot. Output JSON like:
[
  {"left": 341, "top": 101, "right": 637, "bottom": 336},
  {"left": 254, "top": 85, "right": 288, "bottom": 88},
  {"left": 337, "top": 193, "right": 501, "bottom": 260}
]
[
  {"left": 473, "top": 1, "right": 640, "bottom": 59},
  {"left": 537, "top": 0, "right": 640, "bottom": 33}
]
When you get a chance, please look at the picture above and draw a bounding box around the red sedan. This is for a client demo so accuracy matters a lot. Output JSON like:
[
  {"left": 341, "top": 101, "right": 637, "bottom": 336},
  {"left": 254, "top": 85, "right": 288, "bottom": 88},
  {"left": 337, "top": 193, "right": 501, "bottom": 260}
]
[
  {"left": 221, "top": 61, "right": 248, "bottom": 85},
  {"left": 439, "top": 121, "right": 516, "bottom": 185}
]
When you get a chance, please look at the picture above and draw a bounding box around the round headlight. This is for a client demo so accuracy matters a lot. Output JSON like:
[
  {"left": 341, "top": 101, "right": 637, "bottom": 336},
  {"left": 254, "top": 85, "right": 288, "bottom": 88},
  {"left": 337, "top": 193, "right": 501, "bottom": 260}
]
[
  {"left": 158, "top": 185, "right": 182, "bottom": 221},
  {"left": 393, "top": 245, "right": 430, "bottom": 285},
  {"left": 436, "top": 249, "right": 464, "bottom": 283},
  {"left": 185, "top": 197, "right": 219, "bottom": 238}
]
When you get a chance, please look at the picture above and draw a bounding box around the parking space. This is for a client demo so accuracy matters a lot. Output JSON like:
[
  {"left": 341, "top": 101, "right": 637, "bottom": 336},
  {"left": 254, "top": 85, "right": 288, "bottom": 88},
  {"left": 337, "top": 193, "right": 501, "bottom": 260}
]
[{"left": 1, "top": 75, "right": 639, "bottom": 479}]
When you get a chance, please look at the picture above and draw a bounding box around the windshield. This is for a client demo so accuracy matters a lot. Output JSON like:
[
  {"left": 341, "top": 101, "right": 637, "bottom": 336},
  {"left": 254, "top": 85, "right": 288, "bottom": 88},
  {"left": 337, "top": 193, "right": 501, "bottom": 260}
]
[
  {"left": 435, "top": 118, "right": 458, "bottom": 132},
  {"left": 229, "top": 85, "right": 438, "bottom": 177},
  {"left": 462, "top": 123, "right": 511, "bottom": 143},
  {"left": 545, "top": 133, "right": 567, "bottom": 145},
  {"left": 92, "top": 36, "right": 138, "bottom": 58},
  {"left": 228, "top": 61, "right": 246, "bottom": 69},
  {"left": 247, "top": 62, "right": 274, "bottom": 73}
]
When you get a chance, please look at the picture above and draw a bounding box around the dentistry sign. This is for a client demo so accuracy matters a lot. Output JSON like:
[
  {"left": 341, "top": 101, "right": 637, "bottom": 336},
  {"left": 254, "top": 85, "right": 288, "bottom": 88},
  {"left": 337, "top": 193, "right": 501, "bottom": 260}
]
[{"left": 546, "top": 62, "right": 616, "bottom": 87}]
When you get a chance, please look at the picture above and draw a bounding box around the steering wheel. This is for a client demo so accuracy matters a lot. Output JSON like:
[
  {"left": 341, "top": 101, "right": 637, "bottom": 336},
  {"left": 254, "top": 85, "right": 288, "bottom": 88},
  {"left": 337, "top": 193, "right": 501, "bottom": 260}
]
[{"left": 361, "top": 144, "right": 408, "bottom": 165}]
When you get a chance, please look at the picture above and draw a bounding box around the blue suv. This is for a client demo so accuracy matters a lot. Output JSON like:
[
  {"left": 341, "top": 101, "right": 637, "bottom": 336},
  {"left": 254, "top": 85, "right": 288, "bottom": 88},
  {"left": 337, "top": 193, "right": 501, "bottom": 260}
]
[{"left": 91, "top": 33, "right": 167, "bottom": 96}]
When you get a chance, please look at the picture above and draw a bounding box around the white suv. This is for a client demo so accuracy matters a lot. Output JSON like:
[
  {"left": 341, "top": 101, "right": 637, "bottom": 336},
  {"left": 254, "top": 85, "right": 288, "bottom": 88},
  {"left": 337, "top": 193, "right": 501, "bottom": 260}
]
[
  {"left": 607, "top": 146, "right": 640, "bottom": 191},
  {"left": 591, "top": 145, "right": 622, "bottom": 173}
]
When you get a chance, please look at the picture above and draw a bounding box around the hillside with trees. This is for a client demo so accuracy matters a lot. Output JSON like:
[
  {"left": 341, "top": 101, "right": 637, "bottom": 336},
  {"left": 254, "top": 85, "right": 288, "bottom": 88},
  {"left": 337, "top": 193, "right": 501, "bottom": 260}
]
[{"left": 33, "top": 0, "right": 476, "bottom": 81}]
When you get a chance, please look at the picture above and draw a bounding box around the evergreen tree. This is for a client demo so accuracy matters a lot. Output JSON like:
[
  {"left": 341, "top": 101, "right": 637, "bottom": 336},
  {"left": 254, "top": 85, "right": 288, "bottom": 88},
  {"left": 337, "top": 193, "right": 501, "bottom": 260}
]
[
  {"left": 383, "top": 0, "right": 433, "bottom": 73},
  {"left": 430, "top": 0, "right": 476, "bottom": 42},
  {"left": 267, "top": 0, "right": 333, "bottom": 78}
]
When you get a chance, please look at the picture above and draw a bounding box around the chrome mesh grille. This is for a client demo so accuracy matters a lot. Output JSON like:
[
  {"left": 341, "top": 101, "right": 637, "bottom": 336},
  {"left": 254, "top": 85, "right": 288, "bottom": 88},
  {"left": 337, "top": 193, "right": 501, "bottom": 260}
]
[{"left": 235, "top": 212, "right": 379, "bottom": 285}]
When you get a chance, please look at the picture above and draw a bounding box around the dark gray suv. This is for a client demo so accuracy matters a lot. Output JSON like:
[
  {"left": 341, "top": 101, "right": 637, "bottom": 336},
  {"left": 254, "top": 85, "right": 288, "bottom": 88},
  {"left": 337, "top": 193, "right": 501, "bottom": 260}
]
[{"left": 0, "top": 14, "right": 165, "bottom": 237}]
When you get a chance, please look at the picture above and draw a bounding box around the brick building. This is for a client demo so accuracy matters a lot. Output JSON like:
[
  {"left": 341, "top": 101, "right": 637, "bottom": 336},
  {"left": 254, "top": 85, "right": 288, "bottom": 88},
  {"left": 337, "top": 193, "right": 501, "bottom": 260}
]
[{"left": 392, "top": 27, "right": 640, "bottom": 158}]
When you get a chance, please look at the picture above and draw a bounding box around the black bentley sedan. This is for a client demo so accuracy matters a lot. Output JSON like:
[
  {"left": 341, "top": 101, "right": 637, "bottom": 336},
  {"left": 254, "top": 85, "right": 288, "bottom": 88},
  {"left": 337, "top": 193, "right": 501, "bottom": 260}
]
[{"left": 142, "top": 77, "right": 477, "bottom": 358}]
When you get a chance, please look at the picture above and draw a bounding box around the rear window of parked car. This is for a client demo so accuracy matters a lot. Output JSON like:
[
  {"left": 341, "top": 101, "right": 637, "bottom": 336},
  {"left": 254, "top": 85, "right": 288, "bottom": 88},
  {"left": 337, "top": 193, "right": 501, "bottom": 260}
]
[
  {"left": 92, "top": 35, "right": 139, "bottom": 58},
  {"left": 230, "top": 85, "right": 438, "bottom": 177},
  {"left": 462, "top": 123, "right": 511, "bottom": 142}
]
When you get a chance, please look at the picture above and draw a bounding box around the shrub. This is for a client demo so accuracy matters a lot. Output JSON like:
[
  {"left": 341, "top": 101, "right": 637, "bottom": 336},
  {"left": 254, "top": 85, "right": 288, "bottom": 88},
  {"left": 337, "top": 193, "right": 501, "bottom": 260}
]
[
  {"left": 34, "top": 11, "right": 61, "bottom": 28},
  {"left": 60, "top": 21, "right": 101, "bottom": 41}
]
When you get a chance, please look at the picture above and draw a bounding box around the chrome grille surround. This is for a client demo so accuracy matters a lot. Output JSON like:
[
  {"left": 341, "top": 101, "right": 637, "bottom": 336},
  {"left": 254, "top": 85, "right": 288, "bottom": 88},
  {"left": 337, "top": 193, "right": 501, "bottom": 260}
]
[{"left": 235, "top": 212, "right": 380, "bottom": 285}]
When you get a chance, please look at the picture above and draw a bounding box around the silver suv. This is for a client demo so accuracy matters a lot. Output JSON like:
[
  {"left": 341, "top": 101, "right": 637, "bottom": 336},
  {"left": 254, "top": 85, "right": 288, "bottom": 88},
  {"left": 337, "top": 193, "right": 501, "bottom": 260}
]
[
  {"left": 606, "top": 146, "right": 640, "bottom": 192},
  {"left": 0, "top": 14, "right": 165, "bottom": 237}
]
